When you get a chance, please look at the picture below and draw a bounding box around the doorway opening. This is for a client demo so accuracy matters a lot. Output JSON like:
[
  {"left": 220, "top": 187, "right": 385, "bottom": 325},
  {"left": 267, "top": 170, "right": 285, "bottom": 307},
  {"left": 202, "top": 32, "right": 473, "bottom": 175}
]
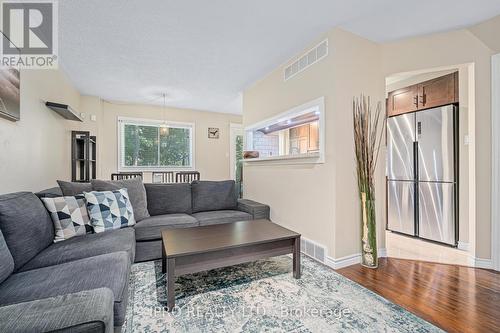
[{"left": 491, "top": 53, "right": 500, "bottom": 271}]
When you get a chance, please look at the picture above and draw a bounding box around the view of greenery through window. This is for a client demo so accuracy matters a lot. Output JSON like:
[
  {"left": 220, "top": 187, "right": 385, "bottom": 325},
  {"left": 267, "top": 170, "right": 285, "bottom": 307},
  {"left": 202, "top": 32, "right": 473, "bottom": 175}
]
[{"left": 123, "top": 124, "right": 191, "bottom": 167}]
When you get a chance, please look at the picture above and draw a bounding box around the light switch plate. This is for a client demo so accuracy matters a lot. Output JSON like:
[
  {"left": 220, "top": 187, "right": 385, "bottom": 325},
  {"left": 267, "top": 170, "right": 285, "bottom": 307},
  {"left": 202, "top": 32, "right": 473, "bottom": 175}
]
[{"left": 90, "top": 115, "right": 97, "bottom": 121}]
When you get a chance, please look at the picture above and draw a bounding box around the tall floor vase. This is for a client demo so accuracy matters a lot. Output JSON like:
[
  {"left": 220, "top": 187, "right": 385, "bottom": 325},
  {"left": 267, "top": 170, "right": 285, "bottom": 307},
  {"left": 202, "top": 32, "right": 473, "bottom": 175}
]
[
  {"left": 360, "top": 192, "right": 377, "bottom": 268},
  {"left": 353, "top": 95, "right": 384, "bottom": 269}
]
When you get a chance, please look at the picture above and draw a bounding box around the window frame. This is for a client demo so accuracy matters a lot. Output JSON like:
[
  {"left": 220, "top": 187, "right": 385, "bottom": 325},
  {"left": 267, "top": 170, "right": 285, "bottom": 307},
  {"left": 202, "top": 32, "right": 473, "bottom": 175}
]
[
  {"left": 117, "top": 116, "right": 195, "bottom": 172},
  {"left": 244, "top": 96, "right": 325, "bottom": 164}
]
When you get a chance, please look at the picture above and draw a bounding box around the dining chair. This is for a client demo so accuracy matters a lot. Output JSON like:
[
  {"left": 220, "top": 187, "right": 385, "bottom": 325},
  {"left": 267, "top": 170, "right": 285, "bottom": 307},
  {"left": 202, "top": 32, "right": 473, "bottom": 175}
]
[
  {"left": 111, "top": 172, "right": 143, "bottom": 180},
  {"left": 175, "top": 171, "right": 200, "bottom": 183},
  {"left": 152, "top": 171, "right": 175, "bottom": 183}
]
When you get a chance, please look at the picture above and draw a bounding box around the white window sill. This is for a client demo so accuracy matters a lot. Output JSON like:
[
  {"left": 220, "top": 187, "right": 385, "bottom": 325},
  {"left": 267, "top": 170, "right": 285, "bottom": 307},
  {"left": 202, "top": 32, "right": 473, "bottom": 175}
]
[
  {"left": 118, "top": 167, "right": 195, "bottom": 172},
  {"left": 243, "top": 151, "right": 323, "bottom": 164}
]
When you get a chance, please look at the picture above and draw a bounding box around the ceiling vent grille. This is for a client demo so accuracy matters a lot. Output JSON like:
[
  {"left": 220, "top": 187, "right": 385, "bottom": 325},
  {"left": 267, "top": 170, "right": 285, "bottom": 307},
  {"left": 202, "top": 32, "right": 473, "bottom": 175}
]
[{"left": 284, "top": 39, "right": 328, "bottom": 81}]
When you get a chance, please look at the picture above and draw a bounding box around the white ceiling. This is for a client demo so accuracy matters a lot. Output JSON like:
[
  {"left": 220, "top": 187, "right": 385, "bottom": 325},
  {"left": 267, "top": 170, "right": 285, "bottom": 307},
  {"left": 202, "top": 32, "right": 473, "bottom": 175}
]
[{"left": 59, "top": 0, "right": 500, "bottom": 114}]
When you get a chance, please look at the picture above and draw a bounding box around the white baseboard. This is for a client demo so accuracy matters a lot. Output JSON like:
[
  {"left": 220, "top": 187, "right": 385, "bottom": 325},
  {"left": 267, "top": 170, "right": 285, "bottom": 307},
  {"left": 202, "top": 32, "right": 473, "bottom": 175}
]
[
  {"left": 325, "top": 253, "right": 361, "bottom": 270},
  {"left": 469, "top": 256, "right": 493, "bottom": 269},
  {"left": 457, "top": 241, "right": 469, "bottom": 251},
  {"left": 325, "top": 248, "right": 387, "bottom": 270}
]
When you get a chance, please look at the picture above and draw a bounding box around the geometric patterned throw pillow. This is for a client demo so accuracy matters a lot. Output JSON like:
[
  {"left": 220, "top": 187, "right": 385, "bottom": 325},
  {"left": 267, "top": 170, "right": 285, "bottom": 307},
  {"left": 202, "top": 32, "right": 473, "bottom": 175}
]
[
  {"left": 41, "top": 195, "right": 92, "bottom": 243},
  {"left": 84, "top": 188, "right": 135, "bottom": 233}
]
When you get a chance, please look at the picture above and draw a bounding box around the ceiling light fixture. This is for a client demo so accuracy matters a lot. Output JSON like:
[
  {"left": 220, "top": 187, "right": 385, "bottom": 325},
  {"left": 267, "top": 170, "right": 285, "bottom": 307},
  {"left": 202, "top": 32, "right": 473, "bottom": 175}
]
[{"left": 160, "top": 92, "right": 169, "bottom": 136}]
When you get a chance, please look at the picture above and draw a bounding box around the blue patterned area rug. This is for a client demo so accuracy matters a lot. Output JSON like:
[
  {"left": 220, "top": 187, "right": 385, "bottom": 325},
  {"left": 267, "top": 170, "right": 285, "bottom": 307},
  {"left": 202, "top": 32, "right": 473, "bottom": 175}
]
[{"left": 123, "top": 255, "right": 442, "bottom": 332}]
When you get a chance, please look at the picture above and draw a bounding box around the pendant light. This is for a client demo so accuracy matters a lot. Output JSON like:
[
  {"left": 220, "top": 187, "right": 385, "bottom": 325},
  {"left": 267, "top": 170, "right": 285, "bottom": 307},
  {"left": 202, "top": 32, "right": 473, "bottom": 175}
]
[{"left": 160, "top": 92, "right": 169, "bottom": 136}]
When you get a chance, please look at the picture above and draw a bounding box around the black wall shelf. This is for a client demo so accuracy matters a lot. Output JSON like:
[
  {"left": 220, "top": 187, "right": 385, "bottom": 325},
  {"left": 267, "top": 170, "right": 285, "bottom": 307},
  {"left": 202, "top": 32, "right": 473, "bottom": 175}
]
[
  {"left": 46, "top": 102, "right": 83, "bottom": 122},
  {"left": 72, "top": 131, "right": 97, "bottom": 182}
]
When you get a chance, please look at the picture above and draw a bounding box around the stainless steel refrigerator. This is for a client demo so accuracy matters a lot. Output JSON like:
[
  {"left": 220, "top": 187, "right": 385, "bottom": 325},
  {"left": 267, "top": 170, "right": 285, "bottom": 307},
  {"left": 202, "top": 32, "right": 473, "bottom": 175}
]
[{"left": 387, "top": 104, "right": 457, "bottom": 246}]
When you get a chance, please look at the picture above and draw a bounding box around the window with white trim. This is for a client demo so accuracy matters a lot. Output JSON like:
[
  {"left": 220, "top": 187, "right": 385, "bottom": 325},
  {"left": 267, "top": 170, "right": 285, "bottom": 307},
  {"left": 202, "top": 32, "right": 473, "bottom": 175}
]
[
  {"left": 118, "top": 118, "right": 194, "bottom": 170},
  {"left": 244, "top": 97, "right": 325, "bottom": 163}
]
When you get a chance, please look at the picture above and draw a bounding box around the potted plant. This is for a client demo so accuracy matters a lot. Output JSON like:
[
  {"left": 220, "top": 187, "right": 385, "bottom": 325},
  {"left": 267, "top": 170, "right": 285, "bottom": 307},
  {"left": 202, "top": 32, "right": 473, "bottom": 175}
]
[{"left": 353, "top": 95, "right": 385, "bottom": 268}]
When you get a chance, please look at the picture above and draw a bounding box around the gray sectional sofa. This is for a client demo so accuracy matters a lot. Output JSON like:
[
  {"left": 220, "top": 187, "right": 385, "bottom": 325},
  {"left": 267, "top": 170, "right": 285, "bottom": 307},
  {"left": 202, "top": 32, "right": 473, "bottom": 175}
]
[{"left": 0, "top": 180, "right": 269, "bottom": 332}]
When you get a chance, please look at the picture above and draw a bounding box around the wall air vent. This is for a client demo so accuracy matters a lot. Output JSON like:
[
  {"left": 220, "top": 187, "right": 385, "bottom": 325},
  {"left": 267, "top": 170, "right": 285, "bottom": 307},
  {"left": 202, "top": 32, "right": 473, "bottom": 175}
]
[
  {"left": 284, "top": 39, "right": 328, "bottom": 81},
  {"left": 300, "top": 237, "right": 326, "bottom": 263}
]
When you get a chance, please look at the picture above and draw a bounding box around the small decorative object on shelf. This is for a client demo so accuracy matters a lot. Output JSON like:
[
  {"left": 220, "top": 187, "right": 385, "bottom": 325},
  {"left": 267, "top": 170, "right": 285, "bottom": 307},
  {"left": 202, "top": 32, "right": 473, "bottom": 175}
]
[
  {"left": 353, "top": 95, "right": 385, "bottom": 268},
  {"left": 208, "top": 127, "right": 220, "bottom": 139},
  {"left": 243, "top": 151, "right": 259, "bottom": 159},
  {"left": 71, "top": 131, "right": 97, "bottom": 182}
]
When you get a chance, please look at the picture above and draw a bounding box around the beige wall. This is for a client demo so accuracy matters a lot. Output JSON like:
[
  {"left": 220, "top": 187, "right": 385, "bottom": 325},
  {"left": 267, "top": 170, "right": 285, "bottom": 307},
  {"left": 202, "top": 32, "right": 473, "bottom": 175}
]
[
  {"left": 0, "top": 69, "right": 81, "bottom": 194},
  {"left": 469, "top": 15, "right": 500, "bottom": 53},
  {"left": 93, "top": 100, "right": 242, "bottom": 182},
  {"left": 243, "top": 28, "right": 384, "bottom": 259}
]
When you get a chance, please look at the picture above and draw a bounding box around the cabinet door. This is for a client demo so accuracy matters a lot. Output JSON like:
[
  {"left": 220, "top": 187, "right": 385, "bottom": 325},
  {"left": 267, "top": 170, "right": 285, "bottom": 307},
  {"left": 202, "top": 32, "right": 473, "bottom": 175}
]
[
  {"left": 387, "top": 85, "right": 418, "bottom": 117},
  {"left": 308, "top": 122, "right": 319, "bottom": 151},
  {"left": 418, "top": 72, "right": 457, "bottom": 110}
]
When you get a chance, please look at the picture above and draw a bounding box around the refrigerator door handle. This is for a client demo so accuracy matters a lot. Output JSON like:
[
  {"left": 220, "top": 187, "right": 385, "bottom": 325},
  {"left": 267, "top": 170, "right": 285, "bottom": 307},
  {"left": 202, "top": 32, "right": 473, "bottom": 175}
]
[
  {"left": 413, "top": 141, "right": 419, "bottom": 181},
  {"left": 417, "top": 121, "right": 422, "bottom": 138}
]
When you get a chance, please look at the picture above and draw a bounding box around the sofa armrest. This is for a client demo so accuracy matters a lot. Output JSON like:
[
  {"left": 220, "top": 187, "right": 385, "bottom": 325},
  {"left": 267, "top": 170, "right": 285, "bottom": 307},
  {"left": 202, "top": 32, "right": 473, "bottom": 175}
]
[
  {"left": 0, "top": 288, "right": 114, "bottom": 333},
  {"left": 237, "top": 199, "right": 270, "bottom": 220}
]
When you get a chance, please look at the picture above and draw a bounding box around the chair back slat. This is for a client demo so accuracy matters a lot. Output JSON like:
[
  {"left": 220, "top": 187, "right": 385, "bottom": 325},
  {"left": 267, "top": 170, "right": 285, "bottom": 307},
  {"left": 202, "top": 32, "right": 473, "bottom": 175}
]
[
  {"left": 152, "top": 171, "right": 175, "bottom": 183},
  {"left": 111, "top": 172, "right": 143, "bottom": 180},
  {"left": 175, "top": 171, "right": 200, "bottom": 183}
]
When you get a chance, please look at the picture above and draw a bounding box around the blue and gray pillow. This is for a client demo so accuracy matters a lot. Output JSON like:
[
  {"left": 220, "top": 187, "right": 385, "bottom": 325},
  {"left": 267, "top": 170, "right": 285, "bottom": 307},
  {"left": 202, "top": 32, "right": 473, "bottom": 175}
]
[
  {"left": 84, "top": 188, "right": 135, "bottom": 233},
  {"left": 41, "top": 195, "right": 92, "bottom": 242}
]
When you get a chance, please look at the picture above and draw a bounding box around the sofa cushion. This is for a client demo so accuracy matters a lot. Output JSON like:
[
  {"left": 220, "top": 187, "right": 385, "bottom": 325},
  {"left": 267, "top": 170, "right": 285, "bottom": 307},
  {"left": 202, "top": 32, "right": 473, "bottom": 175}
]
[
  {"left": 35, "top": 187, "right": 63, "bottom": 199},
  {"left": 191, "top": 180, "right": 237, "bottom": 213},
  {"left": 0, "top": 252, "right": 130, "bottom": 327},
  {"left": 19, "top": 228, "right": 135, "bottom": 272},
  {"left": 145, "top": 183, "right": 192, "bottom": 215},
  {"left": 134, "top": 214, "right": 198, "bottom": 241},
  {"left": 91, "top": 178, "right": 150, "bottom": 222},
  {"left": 57, "top": 181, "right": 92, "bottom": 196},
  {"left": 0, "top": 229, "right": 14, "bottom": 284},
  {"left": 41, "top": 195, "right": 92, "bottom": 242},
  {"left": 192, "top": 210, "right": 253, "bottom": 226},
  {"left": 135, "top": 240, "right": 162, "bottom": 262},
  {"left": 0, "top": 192, "right": 54, "bottom": 271}
]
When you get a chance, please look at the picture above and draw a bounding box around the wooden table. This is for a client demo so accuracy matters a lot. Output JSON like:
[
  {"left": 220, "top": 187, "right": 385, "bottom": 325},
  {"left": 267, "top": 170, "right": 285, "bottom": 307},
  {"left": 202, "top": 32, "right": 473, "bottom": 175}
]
[{"left": 161, "top": 219, "right": 301, "bottom": 310}]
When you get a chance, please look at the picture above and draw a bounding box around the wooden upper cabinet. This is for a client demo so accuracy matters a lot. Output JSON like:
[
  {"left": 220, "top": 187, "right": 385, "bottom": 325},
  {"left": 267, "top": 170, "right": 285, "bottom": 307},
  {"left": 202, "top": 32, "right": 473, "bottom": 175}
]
[
  {"left": 387, "top": 72, "right": 458, "bottom": 117},
  {"left": 387, "top": 85, "right": 418, "bottom": 117},
  {"left": 418, "top": 72, "right": 458, "bottom": 109}
]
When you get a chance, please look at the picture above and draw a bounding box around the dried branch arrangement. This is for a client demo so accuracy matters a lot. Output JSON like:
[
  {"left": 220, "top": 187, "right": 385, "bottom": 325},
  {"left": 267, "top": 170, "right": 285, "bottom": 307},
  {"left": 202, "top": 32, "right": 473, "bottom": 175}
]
[{"left": 353, "top": 95, "right": 385, "bottom": 267}]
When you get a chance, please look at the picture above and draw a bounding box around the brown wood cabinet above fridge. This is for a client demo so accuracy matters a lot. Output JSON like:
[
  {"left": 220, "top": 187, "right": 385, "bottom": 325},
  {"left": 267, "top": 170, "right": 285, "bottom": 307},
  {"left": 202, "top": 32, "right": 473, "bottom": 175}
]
[{"left": 387, "top": 72, "right": 458, "bottom": 117}]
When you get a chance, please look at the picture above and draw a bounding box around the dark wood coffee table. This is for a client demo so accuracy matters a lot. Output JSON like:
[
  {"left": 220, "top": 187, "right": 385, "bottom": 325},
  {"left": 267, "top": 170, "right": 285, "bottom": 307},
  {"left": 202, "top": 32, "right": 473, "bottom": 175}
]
[{"left": 161, "top": 219, "right": 301, "bottom": 310}]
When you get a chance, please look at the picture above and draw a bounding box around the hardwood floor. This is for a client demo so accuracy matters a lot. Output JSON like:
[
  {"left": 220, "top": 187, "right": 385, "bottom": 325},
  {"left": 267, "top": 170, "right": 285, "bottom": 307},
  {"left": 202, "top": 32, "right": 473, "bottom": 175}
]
[{"left": 336, "top": 258, "right": 500, "bottom": 333}]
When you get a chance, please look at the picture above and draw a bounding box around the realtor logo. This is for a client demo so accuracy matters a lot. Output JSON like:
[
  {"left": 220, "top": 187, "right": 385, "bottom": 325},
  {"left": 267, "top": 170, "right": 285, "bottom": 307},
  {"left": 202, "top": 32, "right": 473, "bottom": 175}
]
[{"left": 1, "top": 0, "right": 58, "bottom": 68}]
